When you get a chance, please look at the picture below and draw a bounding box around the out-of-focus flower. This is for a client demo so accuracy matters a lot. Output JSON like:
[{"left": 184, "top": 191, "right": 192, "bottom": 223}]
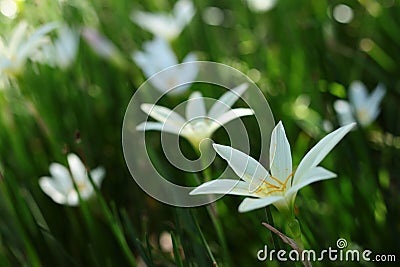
[
  {"left": 0, "top": 21, "right": 58, "bottom": 77},
  {"left": 191, "top": 121, "right": 355, "bottom": 214},
  {"left": 81, "top": 27, "right": 127, "bottom": 69},
  {"left": 137, "top": 83, "right": 253, "bottom": 149},
  {"left": 131, "top": 0, "right": 195, "bottom": 41},
  {"left": 332, "top": 4, "right": 354, "bottom": 24},
  {"left": 334, "top": 81, "right": 385, "bottom": 127},
  {"left": 159, "top": 231, "right": 173, "bottom": 253},
  {"left": 132, "top": 37, "right": 197, "bottom": 95},
  {"left": 0, "top": 0, "right": 19, "bottom": 19},
  {"left": 33, "top": 24, "right": 80, "bottom": 69},
  {"left": 39, "top": 153, "right": 105, "bottom": 206},
  {"left": 246, "top": 0, "right": 277, "bottom": 13}
]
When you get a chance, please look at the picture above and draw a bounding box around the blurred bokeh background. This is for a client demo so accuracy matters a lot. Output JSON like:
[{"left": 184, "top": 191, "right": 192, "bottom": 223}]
[{"left": 0, "top": 0, "right": 399, "bottom": 266}]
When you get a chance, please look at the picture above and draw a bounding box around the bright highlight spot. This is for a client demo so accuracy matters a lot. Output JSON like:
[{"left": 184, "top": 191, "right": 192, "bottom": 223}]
[
  {"left": 333, "top": 4, "right": 353, "bottom": 24},
  {"left": 247, "top": 68, "right": 261, "bottom": 83},
  {"left": 0, "top": 0, "right": 17, "bottom": 18},
  {"left": 360, "top": 38, "right": 374, "bottom": 52},
  {"left": 202, "top": 7, "right": 224, "bottom": 26},
  {"left": 159, "top": 232, "right": 173, "bottom": 253},
  {"left": 246, "top": 0, "right": 277, "bottom": 13}
]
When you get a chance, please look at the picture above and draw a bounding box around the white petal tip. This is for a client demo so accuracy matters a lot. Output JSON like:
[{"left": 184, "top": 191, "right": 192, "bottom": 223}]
[
  {"left": 347, "top": 122, "right": 357, "bottom": 129},
  {"left": 212, "top": 143, "right": 225, "bottom": 151},
  {"left": 189, "top": 91, "right": 202, "bottom": 99},
  {"left": 189, "top": 189, "right": 198, "bottom": 195},
  {"left": 140, "top": 103, "right": 152, "bottom": 113},
  {"left": 136, "top": 123, "right": 146, "bottom": 131},
  {"left": 235, "top": 82, "right": 249, "bottom": 92}
]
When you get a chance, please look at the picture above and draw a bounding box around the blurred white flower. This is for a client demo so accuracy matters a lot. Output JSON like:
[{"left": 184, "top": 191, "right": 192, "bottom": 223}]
[
  {"left": 137, "top": 83, "right": 253, "bottom": 148},
  {"left": 131, "top": 0, "right": 195, "bottom": 40},
  {"left": 0, "top": 21, "right": 58, "bottom": 77},
  {"left": 81, "top": 27, "right": 127, "bottom": 69},
  {"left": 33, "top": 24, "right": 80, "bottom": 69},
  {"left": 246, "top": 0, "right": 277, "bottom": 13},
  {"left": 332, "top": 4, "right": 354, "bottom": 24},
  {"left": 39, "top": 153, "right": 105, "bottom": 206},
  {"left": 0, "top": 0, "right": 19, "bottom": 19},
  {"left": 334, "top": 81, "right": 386, "bottom": 127},
  {"left": 132, "top": 37, "right": 197, "bottom": 95},
  {"left": 191, "top": 121, "right": 355, "bottom": 213},
  {"left": 159, "top": 231, "right": 173, "bottom": 253}
]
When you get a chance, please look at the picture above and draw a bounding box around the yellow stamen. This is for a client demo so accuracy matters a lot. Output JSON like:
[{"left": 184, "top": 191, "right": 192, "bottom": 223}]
[
  {"left": 268, "top": 174, "right": 284, "bottom": 186},
  {"left": 255, "top": 170, "right": 295, "bottom": 196}
]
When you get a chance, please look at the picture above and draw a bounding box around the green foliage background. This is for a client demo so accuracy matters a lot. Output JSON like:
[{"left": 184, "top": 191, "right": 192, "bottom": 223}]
[{"left": 0, "top": 0, "right": 399, "bottom": 266}]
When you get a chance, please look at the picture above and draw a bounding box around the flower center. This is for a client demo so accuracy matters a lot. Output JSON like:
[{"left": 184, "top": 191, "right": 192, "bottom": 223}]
[
  {"left": 167, "top": 77, "right": 177, "bottom": 88},
  {"left": 356, "top": 109, "right": 369, "bottom": 125},
  {"left": 255, "top": 171, "right": 294, "bottom": 196}
]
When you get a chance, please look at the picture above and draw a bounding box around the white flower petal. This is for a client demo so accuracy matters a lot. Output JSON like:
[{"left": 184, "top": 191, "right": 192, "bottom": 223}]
[
  {"left": 366, "top": 84, "right": 385, "bottom": 120},
  {"left": 141, "top": 103, "right": 186, "bottom": 128},
  {"left": 287, "top": 167, "right": 336, "bottom": 196},
  {"left": 269, "top": 121, "right": 292, "bottom": 184},
  {"left": 208, "top": 83, "right": 249, "bottom": 119},
  {"left": 133, "top": 38, "right": 178, "bottom": 77},
  {"left": 238, "top": 196, "right": 284, "bottom": 212},
  {"left": 67, "top": 153, "right": 87, "bottom": 183},
  {"left": 39, "top": 176, "right": 68, "bottom": 205},
  {"left": 213, "top": 144, "right": 269, "bottom": 191},
  {"left": 212, "top": 108, "right": 253, "bottom": 130},
  {"left": 132, "top": 51, "right": 152, "bottom": 75},
  {"left": 174, "top": 0, "right": 196, "bottom": 26},
  {"left": 18, "top": 22, "right": 59, "bottom": 64},
  {"left": 90, "top": 166, "right": 106, "bottom": 187},
  {"left": 368, "top": 83, "right": 385, "bottom": 107},
  {"left": 8, "top": 21, "right": 28, "bottom": 56},
  {"left": 131, "top": 12, "right": 179, "bottom": 40},
  {"left": 132, "top": 0, "right": 194, "bottom": 40},
  {"left": 182, "top": 52, "right": 197, "bottom": 63},
  {"left": 49, "top": 163, "right": 73, "bottom": 192},
  {"left": 136, "top": 121, "right": 182, "bottom": 135},
  {"left": 133, "top": 38, "right": 197, "bottom": 94},
  {"left": 190, "top": 179, "right": 257, "bottom": 197},
  {"left": 82, "top": 27, "right": 119, "bottom": 60},
  {"left": 293, "top": 123, "right": 355, "bottom": 186},
  {"left": 144, "top": 37, "right": 177, "bottom": 69},
  {"left": 66, "top": 190, "right": 80, "bottom": 206},
  {"left": 185, "top": 91, "right": 206, "bottom": 121},
  {"left": 349, "top": 81, "right": 367, "bottom": 110},
  {"left": 333, "top": 100, "right": 356, "bottom": 126}
]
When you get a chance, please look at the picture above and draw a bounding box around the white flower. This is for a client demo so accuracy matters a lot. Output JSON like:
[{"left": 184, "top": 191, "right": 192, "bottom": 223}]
[
  {"left": 39, "top": 153, "right": 105, "bottom": 206},
  {"left": 33, "top": 24, "right": 80, "bottom": 69},
  {"left": 246, "top": 0, "right": 278, "bottom": 13},
  {"left": 81, "top": 27, "right": 127, "bottom": 69},
  {"left": 190, "top": 121, "right": 355, "bottom": 213},
  {"left": 131, "top": 0, "right": 195, "bottom": 41},
  {"left": 136, "top": 83, "right": 254, "bottom": 148},
  {"left": 132, "top": 37, "right": 197, "bottom": 95},
  {"left": 334, "top": 81, "right": 386, "bottom": 127},
  {"left": 0, "top": 21, "right": 58, "bottom": 77}
]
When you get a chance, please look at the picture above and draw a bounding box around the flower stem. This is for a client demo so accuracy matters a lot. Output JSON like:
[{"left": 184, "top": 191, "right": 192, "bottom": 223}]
[
  {"left": 264, "top": 207, "right": 281, "bottom": 251},
  {"left": 190, "top": 210, "right": 219, "bottom": 266},
  {"left": 193, "top": 143, "right": 232, "bottom": 265},
  {"left": 285, "top": 217, "right": 303, "bottom": 249},
  {"left": 264, "top": 207, "right": 296, "bottom": 267}
]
